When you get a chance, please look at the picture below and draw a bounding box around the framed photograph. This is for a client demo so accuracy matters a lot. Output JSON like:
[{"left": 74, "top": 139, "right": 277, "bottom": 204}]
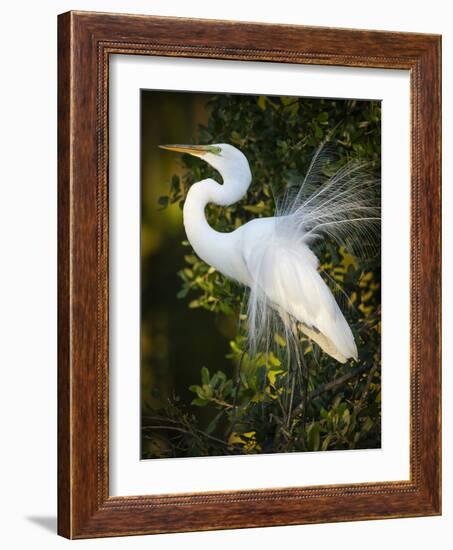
[{"left": 58, "top": 11, "right": 441, "bottom": 538}]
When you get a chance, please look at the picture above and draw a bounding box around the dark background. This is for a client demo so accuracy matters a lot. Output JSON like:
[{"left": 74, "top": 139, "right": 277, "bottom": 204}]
[{"left": 141, "top": 91, "right": 236, "bottom": 426}]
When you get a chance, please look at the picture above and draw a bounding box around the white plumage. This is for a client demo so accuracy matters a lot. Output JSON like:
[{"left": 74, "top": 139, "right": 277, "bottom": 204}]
[{"left": 159, "top": 143, "right": 380, "bottom": 364}]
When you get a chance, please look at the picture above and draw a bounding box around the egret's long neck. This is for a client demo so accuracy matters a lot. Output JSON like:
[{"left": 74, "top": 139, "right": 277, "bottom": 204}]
[{"left": 182, "top": 162, "right": 251, "bottom": 278}]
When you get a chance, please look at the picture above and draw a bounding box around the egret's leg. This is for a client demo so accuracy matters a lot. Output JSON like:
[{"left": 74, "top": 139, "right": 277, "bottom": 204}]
[
  {"left": 286, "top": 323, "right": 300, "bottom": 427},
  {"left": 260, "top": 352, "right": 268, "bottom": 422},
  {"left": 296, "top": 336, "right": 308, "bottom": 436},
  {"left": 290, "top": 323, "right": 308, "bottom": 432},
  {"left": 229, "top": 350, "right": 246, "bottom": 438},
  {"left": 286, "top": 363, "right": 297, "bottom": 428},
  {"left": 285, "top": 349, "right": 292, "bottom": 412}
]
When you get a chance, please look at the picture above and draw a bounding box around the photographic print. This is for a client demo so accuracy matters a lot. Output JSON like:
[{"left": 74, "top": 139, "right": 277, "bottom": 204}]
[{"left": 140, "top": 90, "right": 381, "bottom": 460}]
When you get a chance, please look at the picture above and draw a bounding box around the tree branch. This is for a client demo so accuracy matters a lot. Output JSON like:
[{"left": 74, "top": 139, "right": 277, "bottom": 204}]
[{"left": 290, "top": 363, "right": 371, "bottom": 421}]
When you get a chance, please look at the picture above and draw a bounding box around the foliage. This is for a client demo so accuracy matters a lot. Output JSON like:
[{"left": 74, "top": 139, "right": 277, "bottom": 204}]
[{"left": 142, "top": 94, "right": 381, "bottom": 458}]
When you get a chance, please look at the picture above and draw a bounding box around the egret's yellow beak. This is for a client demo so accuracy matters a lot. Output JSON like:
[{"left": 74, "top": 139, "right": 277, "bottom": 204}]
[
  {"left": 159, "top": 144, "right": 210, "bottom": 156},
  {"left": 159, "top": 144, "right": 222, "bottom": 156}
]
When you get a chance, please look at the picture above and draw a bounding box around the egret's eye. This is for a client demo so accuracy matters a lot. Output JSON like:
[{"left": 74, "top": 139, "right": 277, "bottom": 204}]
[{"left": 206, "top": 145, "right": 222, "bottom": 156}]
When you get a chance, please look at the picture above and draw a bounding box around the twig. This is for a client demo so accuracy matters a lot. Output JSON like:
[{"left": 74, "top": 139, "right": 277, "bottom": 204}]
[
  {"left": 143, "top": 424, "right": 233, "bottom": 449},
  {"left": 211, "top": 397, "right": 234, "bottom": 409},
  {"left": 290, "top": 363, "right": 371, "bottom": 422},
  {"left": 353, "top": 363, "right": 378, "bottom": 414},
  {"left": 312, "top": 363, "right": 370, "bottom": 400}
]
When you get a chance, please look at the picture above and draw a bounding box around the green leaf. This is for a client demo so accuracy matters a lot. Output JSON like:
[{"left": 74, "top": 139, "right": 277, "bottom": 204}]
[
  {"left": 191, "top": 385, "right": 207, "bottom": 399},
  {"left": 211, "top": 371, "right": 226, "bottom": 387},
  {"left": 219, "top": 302, "right": 234, "bottom": 315},
  {"left": 257, "top": 96, "right": 267, "bottom": 110},
  {"left": 176, "top": 287, "right": 189, "bottom": 299},
  {"left": 191, "top": 398, "right": 209, "bottom": 407},
  {"left": 342, "top": 408, "right": 351, "bottom": 424},
  {"left": 321, "top": 434, "right": 332, "bottom": 451},
  {"left": 205, "top": 411, "right": 223, "bottom": 434},
  {"left": 231, "top": 131, "right": 242, "bottom": 144},
  {"left": 274, "top": 333, "right": 287, "bottom": 347},
  {"left": 201, "top": 367, "right": 210, "bottom": 385},
  {"left": 307, "top": 423, "right": 320, "bottom": 451},
  {"left": 201, "top": 384, "right": 213, "bottom": 398},
  {"left": 362, "top": 417, "right": 374, "bottom": 432},
  {"left": 243, "top": 202, "right": 266, "bottom": 214},
  {"left": 184, "top": 254, "right": 198, "bottom": 265},
  {"left": 268, "top": 352, "right": 281, "bottom": 367}
]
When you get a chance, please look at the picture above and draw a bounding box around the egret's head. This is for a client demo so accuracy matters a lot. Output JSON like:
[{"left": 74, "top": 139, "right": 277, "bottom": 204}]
[{"left": 159, "top": 143, "right": 250, "bottom": 179}]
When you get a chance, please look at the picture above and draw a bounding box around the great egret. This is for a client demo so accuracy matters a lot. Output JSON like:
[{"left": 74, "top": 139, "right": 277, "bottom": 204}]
[{"left": 159, "top": 143, "right": 379, "bottom": 364}]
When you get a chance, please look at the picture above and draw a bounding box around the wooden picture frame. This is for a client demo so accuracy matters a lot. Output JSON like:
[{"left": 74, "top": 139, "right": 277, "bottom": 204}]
[{"left": 58, "top": 10, "right": 441, "bottom": 539}]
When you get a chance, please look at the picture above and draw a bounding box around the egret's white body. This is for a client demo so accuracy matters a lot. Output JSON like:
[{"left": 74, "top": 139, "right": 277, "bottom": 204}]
[{"left": 161, "top": 143, "right": 378, "bottom": 363}]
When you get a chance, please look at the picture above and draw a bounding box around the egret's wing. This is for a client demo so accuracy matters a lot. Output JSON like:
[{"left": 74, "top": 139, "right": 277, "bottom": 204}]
[{"left": 241, "top": 218, "right": 357, "bottom": 363}]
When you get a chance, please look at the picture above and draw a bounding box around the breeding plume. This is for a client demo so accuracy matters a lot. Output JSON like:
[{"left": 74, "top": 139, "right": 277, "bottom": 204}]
[{"left": 160, "top": 143, "right": 379, "bottom": 364}]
